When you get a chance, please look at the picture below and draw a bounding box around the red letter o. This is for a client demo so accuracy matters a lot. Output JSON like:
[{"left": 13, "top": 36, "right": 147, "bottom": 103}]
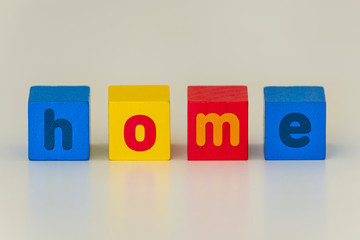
[{"left": 124, "top": 115, "right": 156, "bottom": 151}]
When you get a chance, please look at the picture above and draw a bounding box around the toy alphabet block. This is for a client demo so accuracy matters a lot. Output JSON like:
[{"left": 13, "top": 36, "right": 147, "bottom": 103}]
[
  {"left": 264, "top": 86, "right": 326, "bottom": 160},
  {"left": 28, "top": 86, "right": 90, "bottom": 160},
  {"left": 188, "top": 86, "right": 248, "bottom": 160},
  {"left": 108, "top": 85, "right": 170, "bottom": 160}
]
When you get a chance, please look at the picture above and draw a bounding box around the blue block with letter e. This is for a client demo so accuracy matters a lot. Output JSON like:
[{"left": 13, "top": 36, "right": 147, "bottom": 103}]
[
  {"left": 28, "top": 86, "right": 90, "bottom": 160},
  {"left": 264, "top": 86, "right": 326, "bottom": 160}
]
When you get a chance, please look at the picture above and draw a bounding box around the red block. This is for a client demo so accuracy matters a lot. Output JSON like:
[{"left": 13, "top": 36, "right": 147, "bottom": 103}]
[{"left": 187, "top": 86, "right": 248, "bottom": 160}]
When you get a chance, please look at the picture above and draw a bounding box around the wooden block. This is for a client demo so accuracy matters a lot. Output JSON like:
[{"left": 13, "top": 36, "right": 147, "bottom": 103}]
[
  {"left": 108, "top": 85, "right": 170, "bottom": 160},
  {"left": 188, "top": 86, "right": 248, "bottom": 160},
  {"left": 264, "top": 86, "right": 326, "bottom": 160},
  {"left": 28, "top": 86, "right": 90, "bottom": 160}
]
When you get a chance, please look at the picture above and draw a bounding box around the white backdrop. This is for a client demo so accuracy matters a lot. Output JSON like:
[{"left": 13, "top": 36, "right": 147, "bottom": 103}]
[{"left": 1, "top": 0, "right": 360, "bottom": 239}]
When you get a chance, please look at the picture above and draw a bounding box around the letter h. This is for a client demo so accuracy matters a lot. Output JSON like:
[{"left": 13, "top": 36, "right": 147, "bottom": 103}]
[{"left": 44, "top": 109, "right": 72, "bottom": 150}]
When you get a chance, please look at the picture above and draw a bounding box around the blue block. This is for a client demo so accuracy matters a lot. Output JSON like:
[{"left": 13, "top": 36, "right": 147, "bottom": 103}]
[
  {"left": 264, "top": 86, "right": 326, "bottom": 160},
  {"left": 28, "top": 86, "right": 90, "bottom": 160}
]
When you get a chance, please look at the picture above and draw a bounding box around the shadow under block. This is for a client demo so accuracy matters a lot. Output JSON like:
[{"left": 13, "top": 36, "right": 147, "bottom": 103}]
[
  {"left": 187, "top": 86, "right": 248, "bottom": 160},
  {"left": 264, "top": 86, "right": 326, "bottom": 160},
  {"left": 108, "top": 85, "right": 170, "bottom": 160},
  {"left": 28, "top": 86, "right": 90, "bottom": 160}
]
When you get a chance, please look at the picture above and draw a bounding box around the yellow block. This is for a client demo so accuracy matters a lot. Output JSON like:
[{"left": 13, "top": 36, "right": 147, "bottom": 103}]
[{"left": 108, "top": 85, "right": 170, "bottom": 160}]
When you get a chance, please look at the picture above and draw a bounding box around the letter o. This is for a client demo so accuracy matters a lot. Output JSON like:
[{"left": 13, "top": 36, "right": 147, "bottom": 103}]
[{"left": 124, "top": 115, "right": 156, "bottom": 151}]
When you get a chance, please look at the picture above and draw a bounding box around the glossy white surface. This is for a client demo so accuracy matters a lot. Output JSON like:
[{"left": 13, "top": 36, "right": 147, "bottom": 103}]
[{"left": 1, "top": 0, "right": 360, "bottom": 239}]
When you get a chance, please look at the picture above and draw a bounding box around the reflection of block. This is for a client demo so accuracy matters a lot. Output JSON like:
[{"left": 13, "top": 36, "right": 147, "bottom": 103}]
[
  {"left": 264, "top": 86, "right": 326, "bottom": 160},
  {"left": 28, "top": 86, "right": 90, "bottom": 160},
  {"left": 108, "top": 161, "right": 171, "bottom": 235},
  {"left": 188, "top": 86, "right": 248, "bottom": 160},
  {"left": 108, "top": 85, "right": 170, "bottom": 160}
]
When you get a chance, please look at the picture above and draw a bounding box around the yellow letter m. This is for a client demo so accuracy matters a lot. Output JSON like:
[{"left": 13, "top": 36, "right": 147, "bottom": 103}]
[{"left": 196, "top": 113, "right": 240, "bottom": 147}]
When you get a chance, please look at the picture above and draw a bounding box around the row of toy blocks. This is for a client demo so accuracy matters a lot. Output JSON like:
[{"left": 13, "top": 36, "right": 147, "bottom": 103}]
[{"left": 28, "top": 85, "right": 326, "bottom": 161}]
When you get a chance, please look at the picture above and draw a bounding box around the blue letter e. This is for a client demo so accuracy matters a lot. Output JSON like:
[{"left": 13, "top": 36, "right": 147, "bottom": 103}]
[{"left": 279, "top": 113, "right": 311, "bottom": 148}]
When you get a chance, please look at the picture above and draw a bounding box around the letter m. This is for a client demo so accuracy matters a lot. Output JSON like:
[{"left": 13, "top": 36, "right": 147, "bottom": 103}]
[{"left": 196, "top": 113, "right": 240, "bottom": 147}]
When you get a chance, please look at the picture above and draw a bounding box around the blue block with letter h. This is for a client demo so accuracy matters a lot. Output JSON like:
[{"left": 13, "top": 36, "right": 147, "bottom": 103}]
[
  {"left": 264, "top": 86, "right": 326, "bottom": 160},
  {"left": 28, "top": 86, "right": 90, "bottom": 160}
]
